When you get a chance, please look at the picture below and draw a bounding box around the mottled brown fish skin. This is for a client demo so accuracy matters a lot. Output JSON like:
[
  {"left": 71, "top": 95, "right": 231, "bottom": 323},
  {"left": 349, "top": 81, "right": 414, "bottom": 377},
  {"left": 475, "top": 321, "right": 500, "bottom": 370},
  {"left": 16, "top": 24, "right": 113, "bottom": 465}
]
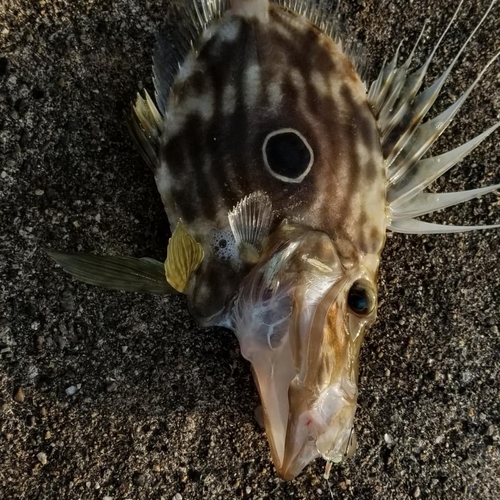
[{"left": 159, "top": 4, "right": 386, "bottom": 321}]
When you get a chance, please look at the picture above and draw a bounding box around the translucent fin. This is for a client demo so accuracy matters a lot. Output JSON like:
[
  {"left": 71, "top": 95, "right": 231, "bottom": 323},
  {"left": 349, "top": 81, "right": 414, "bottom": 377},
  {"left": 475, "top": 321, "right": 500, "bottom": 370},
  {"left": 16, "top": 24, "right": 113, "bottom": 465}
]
[
  {"left": 391, "top": 184, "right": 500, "bottom": 220},
  {"left": 369, "top": 0, "right": 497, "bottom": 171},
  {"left": 369, "top": 1, "right": 463, "bottom": 137},
  {"left": 228, "top": 191, "right": 273, "bottom": 263},
  {"left": 388, "top": 52, "right": 500, "bottom": 185},
  {"left": 389, "top": 219, "right": 500, "bottom": 234},
  {"left": 127, "top": 89, "right": 163, "bottom": 171},
  {"left": 368, "top": 44, "right": 402, "bottom": 117},
  {"left": 165, "top": 221, "right": 205, "bottom": 293},
  {"left": 274, "top": 0, "right": 367, "bottom": 80},
  {"left": 153, "top": 0, "right": 230, "bottom": 114},
  {"left": 47, "top": 251, "right": 177, "bottom": 294},
  {"left": 376, "top": 21, "right": 428, "bottom": 136},
  {"left": 388, "top": 121, "right": 500, "bottom": 205},
  {"left": 230, "top": 0, "right": 269, "bottom": 22}
]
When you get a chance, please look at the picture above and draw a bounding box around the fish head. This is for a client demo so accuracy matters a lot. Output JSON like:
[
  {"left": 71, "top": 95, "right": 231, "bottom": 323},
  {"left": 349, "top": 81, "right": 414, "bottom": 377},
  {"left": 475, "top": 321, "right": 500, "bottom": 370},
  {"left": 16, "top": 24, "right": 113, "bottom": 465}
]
[{"left": 232, "top": 222, "right": 380, "bottom": 479}]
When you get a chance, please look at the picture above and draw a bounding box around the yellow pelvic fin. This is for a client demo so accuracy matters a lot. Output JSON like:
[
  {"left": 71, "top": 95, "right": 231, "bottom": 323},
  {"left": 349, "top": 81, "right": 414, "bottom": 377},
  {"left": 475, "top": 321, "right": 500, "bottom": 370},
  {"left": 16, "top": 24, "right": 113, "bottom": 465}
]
[{"left": 165, "top": 222, "right": 204, "bottom": 293}]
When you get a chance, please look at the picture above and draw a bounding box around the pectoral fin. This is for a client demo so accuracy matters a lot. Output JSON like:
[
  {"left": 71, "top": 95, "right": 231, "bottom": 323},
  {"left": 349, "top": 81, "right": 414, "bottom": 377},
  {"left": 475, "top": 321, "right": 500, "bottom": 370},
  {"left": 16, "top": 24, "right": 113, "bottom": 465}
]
[
  {"left": 165, "top": 222, "right": 204, "bottom": 293},
  {"left": 47, "top": 250, "right": 177, "bottom": 294}
]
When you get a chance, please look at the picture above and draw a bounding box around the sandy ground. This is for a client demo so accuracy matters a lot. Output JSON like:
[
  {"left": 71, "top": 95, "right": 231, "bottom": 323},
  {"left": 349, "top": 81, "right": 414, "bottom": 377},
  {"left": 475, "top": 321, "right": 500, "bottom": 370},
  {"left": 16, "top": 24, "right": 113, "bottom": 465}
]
[{"left": 1, "top": 0, "right": 499, "bottom": 499}]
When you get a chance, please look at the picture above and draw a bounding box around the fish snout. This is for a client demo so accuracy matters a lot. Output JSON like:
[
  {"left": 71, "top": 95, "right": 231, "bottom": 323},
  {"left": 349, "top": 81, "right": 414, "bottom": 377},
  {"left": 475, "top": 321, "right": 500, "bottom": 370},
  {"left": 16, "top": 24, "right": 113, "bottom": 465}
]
[{"left": 277, "top": 378, "right": 358, "bottom": 480}]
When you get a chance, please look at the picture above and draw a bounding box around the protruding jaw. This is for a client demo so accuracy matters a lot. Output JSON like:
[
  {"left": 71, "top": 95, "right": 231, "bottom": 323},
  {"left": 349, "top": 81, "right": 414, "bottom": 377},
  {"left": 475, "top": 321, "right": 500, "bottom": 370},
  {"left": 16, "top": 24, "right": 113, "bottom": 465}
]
[{"left": 232, "top": 225, "right": 378, "bottom": 479}]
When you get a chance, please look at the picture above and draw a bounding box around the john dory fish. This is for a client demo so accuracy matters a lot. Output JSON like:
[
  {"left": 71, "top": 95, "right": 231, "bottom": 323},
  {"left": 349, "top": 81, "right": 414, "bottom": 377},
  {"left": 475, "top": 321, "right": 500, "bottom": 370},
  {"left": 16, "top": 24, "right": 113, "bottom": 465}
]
[{"left": 49, "top": 0, "right": 500, "bottom": 480}]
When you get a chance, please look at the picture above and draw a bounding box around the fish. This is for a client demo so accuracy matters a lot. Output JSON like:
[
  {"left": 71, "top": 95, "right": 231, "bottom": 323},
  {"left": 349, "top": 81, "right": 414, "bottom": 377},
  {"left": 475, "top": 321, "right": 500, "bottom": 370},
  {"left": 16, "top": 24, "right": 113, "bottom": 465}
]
[{"left": 47, "top": 0, "right": 500, "bottom": 481}]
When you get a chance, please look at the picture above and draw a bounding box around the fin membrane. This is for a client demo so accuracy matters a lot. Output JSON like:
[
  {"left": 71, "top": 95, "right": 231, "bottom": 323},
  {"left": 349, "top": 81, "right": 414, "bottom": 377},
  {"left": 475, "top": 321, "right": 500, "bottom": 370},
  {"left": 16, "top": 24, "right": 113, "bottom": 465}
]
[
  {"left": 48, "top": 251, "right": 177, "bottom": 294},
  {"left": 165, "top": 222, "right": 204, "bottom": 293},
  {"left": 128, "top": 89, "right": 163, "bottom": 171},
  {"left": 153, "top": 0, "right": 230, "bottom": 115},
  {"left": 369, "top": 0, "right": 500, "bottom": 234},
  {"left": 228, "top": 191, "right": 272, "bottom": 263},
  {"left": 274, "top": 0, "right": 367, "bottom": 80}
]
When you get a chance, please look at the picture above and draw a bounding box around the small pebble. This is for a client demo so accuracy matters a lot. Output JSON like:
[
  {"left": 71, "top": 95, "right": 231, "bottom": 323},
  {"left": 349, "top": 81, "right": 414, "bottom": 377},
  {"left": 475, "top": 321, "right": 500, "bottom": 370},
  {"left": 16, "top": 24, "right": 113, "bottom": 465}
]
[
  {"left": 36, "top": 335, "right": 45, "bottom": 351},
  {"left": 14, "top": 98, "right": 28, "bottom": 112},
  {"left": 36, "top": 452, "right": 48, "bottom": 465},
  {"left": 13, "top": 386, "right": 25, "bottom": 403},
  {"left": 35, "top": 189, "right": 44, "bottom": 196},
  {"left": 173, "top": 494, "right": 182, "bottom": 500},
  {"left": 103, "top": 497, "right": 113, "bottom": 500},
  {"left": 106, "top": 382, "right": 118, "bottom": 393},
  {"left": 413, "top": 486, "right": 421, "bottom": 498},
  {"left": 246, "top": 486, "right": 252, "bottom": 494},
  {"left": 132, "top": 472, "right": 146, "bottom": 487},
  {"left": 384, "top": 433, "right": 394, "bottom": 445},
  {"left": 65, "top": 384, "right": 81, "bottom": 396}
]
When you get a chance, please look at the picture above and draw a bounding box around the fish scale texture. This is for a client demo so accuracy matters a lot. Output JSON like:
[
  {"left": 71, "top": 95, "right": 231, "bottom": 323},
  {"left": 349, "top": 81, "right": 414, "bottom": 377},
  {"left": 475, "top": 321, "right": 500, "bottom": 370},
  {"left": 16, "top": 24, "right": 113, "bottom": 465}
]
[{"left": 0, "top": 0, "right": 499, "bottom": 499}]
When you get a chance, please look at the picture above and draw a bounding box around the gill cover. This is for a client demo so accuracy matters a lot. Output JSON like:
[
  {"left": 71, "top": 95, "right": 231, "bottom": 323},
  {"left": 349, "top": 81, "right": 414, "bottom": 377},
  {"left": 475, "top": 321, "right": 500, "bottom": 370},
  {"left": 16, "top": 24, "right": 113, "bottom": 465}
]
[{"left": 231, "top": 224, "right": 378, "bottom": 479}]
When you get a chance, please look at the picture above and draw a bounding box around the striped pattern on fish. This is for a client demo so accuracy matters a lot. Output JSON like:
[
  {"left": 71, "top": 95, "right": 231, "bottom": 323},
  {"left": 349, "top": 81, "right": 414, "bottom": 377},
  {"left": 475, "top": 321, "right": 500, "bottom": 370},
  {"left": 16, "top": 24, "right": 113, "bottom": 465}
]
[{"left": 158, "top": 4, "right": 386, "bottom": 260}]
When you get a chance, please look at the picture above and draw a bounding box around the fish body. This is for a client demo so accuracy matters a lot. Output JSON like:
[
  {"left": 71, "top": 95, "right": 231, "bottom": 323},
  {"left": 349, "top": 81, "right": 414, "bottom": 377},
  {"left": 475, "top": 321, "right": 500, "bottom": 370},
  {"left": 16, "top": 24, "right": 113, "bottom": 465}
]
[
  {"left": 158, "top": 1, "right": 385, "bottom": 322},
  {"left": 49, "top": 0, "right": 500, "bottom": 481}
]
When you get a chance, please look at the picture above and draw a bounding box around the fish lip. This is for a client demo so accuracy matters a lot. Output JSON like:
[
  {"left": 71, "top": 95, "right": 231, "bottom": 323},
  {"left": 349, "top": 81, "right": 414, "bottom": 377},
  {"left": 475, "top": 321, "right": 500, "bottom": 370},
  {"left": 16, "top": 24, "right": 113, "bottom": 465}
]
[{"left": 276, "top": 380, "right": 357, "bottom": 480}]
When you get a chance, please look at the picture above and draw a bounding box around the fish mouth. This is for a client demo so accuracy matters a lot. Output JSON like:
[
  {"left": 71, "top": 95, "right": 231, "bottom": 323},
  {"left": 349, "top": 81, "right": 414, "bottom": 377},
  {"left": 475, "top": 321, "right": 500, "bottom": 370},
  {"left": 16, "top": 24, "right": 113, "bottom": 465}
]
[
  {"left": 246, "top": 296, "right": 359, "bottom": 480},
  {"left": 232, "top": 228, "right": 370, "bottom": 479}
]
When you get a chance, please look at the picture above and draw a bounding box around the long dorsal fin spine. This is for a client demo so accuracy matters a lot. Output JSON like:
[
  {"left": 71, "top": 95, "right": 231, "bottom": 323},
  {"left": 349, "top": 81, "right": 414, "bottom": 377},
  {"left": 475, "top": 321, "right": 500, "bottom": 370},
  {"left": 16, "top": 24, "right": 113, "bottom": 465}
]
[
  {"left": 390, "top": 185, "right": 500, "bottom": 221},
  {"left": 372, "top": 0, "right": 500, "bottom": 235},
  {"left": 389, "top": 219, "right": 500, "bottom": 235},
  {"left": 387, "top": 51, "right": 500, "bottom": 187},
  {"left": 373, "top": 0, "right": 496, "bottom": 171},
  {"left": 388, "top": 120, "right": 500, "bottom": 207}
]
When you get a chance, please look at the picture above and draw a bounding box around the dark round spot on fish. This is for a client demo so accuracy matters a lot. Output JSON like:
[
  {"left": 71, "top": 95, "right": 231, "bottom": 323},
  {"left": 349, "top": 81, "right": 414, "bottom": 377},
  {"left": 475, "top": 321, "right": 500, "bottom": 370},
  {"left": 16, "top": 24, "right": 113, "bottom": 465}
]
[
  {"left": 263, "top": 129, "right": 313, "bottom": 183},
  {"left": 218, "top": 239, "right": 227, "bottom": 248}
]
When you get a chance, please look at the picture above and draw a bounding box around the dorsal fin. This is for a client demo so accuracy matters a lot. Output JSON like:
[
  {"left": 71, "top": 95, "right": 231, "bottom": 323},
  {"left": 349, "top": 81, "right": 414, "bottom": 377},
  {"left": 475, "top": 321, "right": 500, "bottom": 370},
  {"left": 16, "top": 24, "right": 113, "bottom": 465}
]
[
  {"left": 373, "top": 0, "right": 500, "bottom": 234},
  {"left": 274, "top": 0, "right": 367, "bottom": 81},
  {"left": 153, "top": 0, "right": 230, "bottom": 115}
]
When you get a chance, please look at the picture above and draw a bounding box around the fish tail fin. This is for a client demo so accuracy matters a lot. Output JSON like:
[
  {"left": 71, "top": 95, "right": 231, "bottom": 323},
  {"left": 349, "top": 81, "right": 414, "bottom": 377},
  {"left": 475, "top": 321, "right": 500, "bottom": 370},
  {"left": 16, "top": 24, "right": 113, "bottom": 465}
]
[
  {"left": 370, "top": 0, "right": 500, "bottom": 234},
  {"left": 127, "top": 89, "right": 163, "bottom": 171}
]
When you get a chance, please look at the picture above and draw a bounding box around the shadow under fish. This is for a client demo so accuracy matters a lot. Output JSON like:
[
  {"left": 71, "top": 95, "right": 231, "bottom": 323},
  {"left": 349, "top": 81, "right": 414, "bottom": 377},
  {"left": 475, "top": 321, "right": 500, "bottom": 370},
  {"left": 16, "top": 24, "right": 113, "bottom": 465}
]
[{"left": 48, "top": 0, "right": 500, "bottom": 481}]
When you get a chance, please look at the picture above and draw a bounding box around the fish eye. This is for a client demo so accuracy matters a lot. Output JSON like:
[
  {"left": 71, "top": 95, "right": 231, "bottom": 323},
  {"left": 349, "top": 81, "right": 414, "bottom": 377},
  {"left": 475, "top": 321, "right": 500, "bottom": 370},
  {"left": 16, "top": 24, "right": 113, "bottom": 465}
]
[
  {"left": 262, "top": 128, "right": 314, "bottom": 183},
  {"left": 347, "top": 281, "right": 375, "bottom": 316}
]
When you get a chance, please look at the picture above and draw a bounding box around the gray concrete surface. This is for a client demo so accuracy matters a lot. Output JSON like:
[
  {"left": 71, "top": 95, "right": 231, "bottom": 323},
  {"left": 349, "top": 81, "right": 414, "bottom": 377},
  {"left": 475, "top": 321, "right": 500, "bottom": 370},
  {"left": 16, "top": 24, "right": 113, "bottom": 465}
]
[{"left": 0, "top": 0, "right": 499, "bottom": 499}]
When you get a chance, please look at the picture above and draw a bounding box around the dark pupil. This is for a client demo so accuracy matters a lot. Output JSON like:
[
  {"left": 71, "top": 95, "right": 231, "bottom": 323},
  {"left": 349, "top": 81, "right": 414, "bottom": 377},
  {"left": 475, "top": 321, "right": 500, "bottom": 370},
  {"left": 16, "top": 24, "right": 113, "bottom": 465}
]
[
  {"left": 348, "top": 287, "right": 369, "bottom": 314},
  {"left": 265, "top": 132, "right": 311, "bottom": 179}
]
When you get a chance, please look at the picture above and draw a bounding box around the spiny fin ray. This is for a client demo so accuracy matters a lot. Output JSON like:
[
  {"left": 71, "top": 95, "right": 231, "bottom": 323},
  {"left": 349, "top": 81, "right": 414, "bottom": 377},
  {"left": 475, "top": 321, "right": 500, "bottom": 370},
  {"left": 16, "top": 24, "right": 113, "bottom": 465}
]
[
  {"left": 388, "top": 121, "right": 500, "bottom": 206},
  {"left": 229, "top": 192, "right": 273, "bottom": 264},
  {"left": 390, "top": 184, "right": 500, "bottom": 220},
  {"left": 389, "top": 219, "right": 500, "bottom": 235},
  {"left": 165, "top": 222, "right": 204, "bottom": 293},
  {"left": 128, "top": 90, "right": 163, "bottom": 171},
  {"left": 387, "top": 51, "right": 500, "bottom": 185},
  {"left": 47, "top": 251, "right": 177, "bottom": 294}
]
